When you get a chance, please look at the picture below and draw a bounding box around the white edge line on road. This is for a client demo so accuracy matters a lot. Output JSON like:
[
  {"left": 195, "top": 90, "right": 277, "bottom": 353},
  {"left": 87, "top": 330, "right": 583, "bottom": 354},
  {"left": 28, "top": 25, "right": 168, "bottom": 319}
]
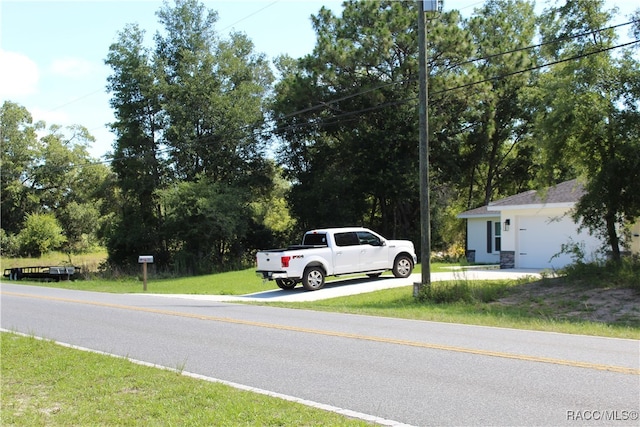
[{"left": 2, "top": 329, "right": 415, "bottom": 427}]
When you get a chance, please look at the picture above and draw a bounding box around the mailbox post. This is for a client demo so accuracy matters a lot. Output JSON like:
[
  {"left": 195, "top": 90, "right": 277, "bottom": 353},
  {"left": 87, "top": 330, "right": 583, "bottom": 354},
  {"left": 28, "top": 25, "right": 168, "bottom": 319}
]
[{"left": 138, "top": 255, "right": 154, "bottom": 291}]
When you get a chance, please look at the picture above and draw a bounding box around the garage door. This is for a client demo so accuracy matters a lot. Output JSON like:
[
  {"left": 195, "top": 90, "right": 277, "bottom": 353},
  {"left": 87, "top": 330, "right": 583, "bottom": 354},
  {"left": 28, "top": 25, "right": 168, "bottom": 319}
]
[{"left": 517, "top": 216, "right": 578, "bottom": 269}]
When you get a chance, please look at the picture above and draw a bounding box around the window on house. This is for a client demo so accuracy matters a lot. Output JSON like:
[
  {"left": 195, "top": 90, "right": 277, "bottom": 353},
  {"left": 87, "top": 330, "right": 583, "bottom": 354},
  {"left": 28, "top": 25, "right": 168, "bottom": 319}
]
[
  {"left": 494, "top": 222, "right": 501, "bottom": 252},
  {"left": 487, "top": 221, "right": 501, "bottom": 253}
]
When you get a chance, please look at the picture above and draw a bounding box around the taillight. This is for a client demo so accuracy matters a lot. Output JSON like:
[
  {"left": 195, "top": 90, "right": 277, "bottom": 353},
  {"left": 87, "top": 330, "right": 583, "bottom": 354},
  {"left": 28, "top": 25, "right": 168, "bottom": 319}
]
[{"left": 281, "top": 256, "right": 291, "bottom": 268}]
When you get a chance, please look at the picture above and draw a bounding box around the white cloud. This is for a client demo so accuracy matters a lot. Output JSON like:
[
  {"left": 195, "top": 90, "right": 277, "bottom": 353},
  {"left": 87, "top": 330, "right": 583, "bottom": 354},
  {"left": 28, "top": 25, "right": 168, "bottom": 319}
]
[
  {"left": 50, "top": 57, "right": 97, "bottom": 78},
  {"left": 0, "top": 50, "right": 39, "bottom": 98}
]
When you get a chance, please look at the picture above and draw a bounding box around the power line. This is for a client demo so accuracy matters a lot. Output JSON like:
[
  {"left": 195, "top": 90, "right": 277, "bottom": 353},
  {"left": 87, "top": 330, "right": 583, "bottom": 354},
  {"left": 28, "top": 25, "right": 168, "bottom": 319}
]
[
  {"left": 219, "top": 1, "right": 280, "bottom": 32},
  {"left": 82, "top": 16, "right": 640, "bottom": 162},
  {"left": 457, "top": 19, "right": 638, "bottom": 68},
  {"left": 436, "top": 39, "right": 640, "bottom": 95},
  {"left": 124, "top": 34, "right": 638, "bottom": 165},
  {"left": 9, "top": 20, "right": 638, "bottom": 174},
  {"left": 269, "top": 38, "right": 640, "bottom": 137},
  {"left": 279, "top": 19, "right": 639, "bottom": 121},
  {"left": 83, "top": 36, "right": 640, "bottom": 172}
]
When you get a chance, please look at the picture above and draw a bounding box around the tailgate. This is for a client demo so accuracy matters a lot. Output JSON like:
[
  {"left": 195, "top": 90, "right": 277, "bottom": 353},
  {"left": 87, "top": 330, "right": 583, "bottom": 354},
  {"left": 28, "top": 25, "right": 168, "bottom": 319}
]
[{"left": 256, "top": 250, "right": 286, "bottom": 272}]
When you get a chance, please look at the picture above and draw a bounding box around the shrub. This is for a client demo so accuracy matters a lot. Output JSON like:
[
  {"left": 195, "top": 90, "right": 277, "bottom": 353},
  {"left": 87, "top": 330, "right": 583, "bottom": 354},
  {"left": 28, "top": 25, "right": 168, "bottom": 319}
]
[
  {"left": 418, "top": 281, "right": 473, "bottom": 303},
  {"left": 417, "top": 278, "right": 517, "bottom": 304},
  {"left": 17, "top": 213, "right": 67, "bottom": 257},
  {"left": 0, "top": 229, "right": 20, "bottom": 257}
]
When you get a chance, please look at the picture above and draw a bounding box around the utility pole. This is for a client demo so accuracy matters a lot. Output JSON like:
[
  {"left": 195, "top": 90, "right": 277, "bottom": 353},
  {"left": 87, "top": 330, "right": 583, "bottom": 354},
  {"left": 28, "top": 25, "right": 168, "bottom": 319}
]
[{"left": 414, "top": 0, "right": 441, "bottom": 298}]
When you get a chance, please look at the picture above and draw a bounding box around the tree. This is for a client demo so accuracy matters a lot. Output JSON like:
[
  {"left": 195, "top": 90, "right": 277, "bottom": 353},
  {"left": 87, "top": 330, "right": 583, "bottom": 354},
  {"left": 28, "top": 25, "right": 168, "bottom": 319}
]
[
  {"left": 105, "top": 23, "right": 167, "bottom": 266},
  {"left": 58, "top": 201, "right": 102, "bottom": 253},
  {"left": 0, "top": 101, "right": 42, "bottom": 235},
  {"left": 155, "top": 0, "right": 273, "bottom": 184},
  {"left": 2, "top": 102, "right": 112, "bottom": 254},
  {"left": 157, "top": 175, "right": 257, "bottom": 272},
  {"left": 106, "top": 0, "right": 275, "bottom": 272},
  {"left": 271, "top": 1, "right": 479, "bottom": 246},
  {"left": 33, "top": 125, "right": 110, "bottom": 252},
  {"left": 463, "top": 0, "right": 538, "bottom": 207},
  {"left": 533, "top": 0, "right": 640, "bottom": 260},
  {"left": 249, "top": 164, "right": 298, "bottom": 248}
]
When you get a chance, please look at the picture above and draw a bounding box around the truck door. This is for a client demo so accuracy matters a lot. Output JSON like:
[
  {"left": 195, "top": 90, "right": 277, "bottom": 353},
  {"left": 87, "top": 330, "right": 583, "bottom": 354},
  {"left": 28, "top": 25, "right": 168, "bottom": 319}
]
[
  {"left": 333, "top": 232, "right": 361, "bottom": 274},
  {"left": 357, "top": 231, "right": 388, "bottom": 271}
]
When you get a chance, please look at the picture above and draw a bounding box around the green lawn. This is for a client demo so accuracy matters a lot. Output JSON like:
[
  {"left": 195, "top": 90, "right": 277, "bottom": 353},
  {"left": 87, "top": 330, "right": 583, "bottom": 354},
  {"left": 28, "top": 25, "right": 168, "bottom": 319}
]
[
  {"left": 14, "top": 268, "right": 271, "bottom": 295},
  {"left": 1, "top": 333, "right": 368, "bottom": 426}
]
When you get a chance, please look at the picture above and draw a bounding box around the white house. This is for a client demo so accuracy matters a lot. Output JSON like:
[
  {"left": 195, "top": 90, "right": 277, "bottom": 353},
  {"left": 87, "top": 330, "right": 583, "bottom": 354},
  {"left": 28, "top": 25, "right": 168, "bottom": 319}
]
[{"left": 457, "top": 179, "right": 640, "bottom": 270}]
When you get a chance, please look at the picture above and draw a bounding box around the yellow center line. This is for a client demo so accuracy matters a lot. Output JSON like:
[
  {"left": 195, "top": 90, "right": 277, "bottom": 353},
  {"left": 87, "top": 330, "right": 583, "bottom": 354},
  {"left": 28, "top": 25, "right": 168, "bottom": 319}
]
[{"left": 3, "top": 290, "right": 639, "bottom": 376}]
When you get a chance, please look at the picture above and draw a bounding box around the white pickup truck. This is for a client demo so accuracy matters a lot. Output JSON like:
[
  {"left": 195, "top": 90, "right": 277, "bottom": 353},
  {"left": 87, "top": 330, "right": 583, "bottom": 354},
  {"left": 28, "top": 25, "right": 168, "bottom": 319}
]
[{"left": 256, "top": 227, "right": 417, "bottom": 291}]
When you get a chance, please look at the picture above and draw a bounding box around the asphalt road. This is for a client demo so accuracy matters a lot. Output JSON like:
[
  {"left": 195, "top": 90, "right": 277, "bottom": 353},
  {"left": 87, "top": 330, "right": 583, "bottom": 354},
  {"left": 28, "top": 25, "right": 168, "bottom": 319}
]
[{"left": 2, "top": 282, "right": 639, "bottom": 426}]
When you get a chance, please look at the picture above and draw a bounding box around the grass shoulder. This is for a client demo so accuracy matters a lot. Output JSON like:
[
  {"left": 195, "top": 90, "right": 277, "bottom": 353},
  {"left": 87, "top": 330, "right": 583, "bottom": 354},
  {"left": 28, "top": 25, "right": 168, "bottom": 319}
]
[
  {"left": 257, "top": 277, "right": 640, "bottom": 339},
  {"left": 1, "top": 333, "right": 368, "bottom": 426}
]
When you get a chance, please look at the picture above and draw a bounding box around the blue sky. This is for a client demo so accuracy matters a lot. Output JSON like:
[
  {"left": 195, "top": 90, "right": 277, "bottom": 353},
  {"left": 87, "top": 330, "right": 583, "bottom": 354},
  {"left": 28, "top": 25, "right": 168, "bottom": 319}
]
[{"left": 1, "top": 0, "right": 637, "bottom": 159}]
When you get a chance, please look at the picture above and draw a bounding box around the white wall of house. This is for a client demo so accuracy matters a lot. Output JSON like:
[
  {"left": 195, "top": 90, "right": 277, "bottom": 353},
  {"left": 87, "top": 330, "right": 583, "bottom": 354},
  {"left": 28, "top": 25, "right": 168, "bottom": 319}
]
[
  {"left": 465, "top": 216, "right": 501, "bottom": 264},
  {"left": 631, "top": 222, "right": 640, "bottom": 254},
  {"left": 497, "top": 206, "right": 603, "bottom": 269}
]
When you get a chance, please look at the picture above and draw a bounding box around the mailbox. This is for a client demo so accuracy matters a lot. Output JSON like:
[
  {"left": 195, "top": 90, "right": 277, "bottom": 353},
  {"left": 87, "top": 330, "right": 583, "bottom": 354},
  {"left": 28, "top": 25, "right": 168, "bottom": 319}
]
[{"left": 138, "top": 255, "right": 154, "bottom": 263}]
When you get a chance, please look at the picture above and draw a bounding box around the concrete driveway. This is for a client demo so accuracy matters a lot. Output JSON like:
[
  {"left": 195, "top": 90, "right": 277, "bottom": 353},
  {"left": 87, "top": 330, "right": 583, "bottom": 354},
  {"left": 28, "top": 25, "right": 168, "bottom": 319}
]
[{"left": 147, "top": 268, "right": 543, "bottom": 303}]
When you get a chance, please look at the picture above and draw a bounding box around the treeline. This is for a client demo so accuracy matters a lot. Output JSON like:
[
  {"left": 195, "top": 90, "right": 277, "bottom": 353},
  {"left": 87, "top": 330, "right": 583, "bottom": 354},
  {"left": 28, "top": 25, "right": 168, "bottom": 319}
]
[
  {"left": 2, "top": 0, "right": 639, "bottom": 273},
  {"left": 1, "top": 111, "right": 115, "bottom": 257}
]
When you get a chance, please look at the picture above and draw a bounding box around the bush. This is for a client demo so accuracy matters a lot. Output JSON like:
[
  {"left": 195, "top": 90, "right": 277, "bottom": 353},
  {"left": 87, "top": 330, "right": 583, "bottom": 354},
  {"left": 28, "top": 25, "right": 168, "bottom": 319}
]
[
  {"left": 418, "top": 281, "right": 473, "bottom": 303},
  {"left": 431, "top": 243, "right": 466, "bottom": 263},
  {"left": 0, "top": 229, "right": 20, "bottom": 257},
  {"left": 17, "top": 213, "right": 67, "bottom": 257},
  {"left": 417, "top": 278, "right": 517, "bottom": 304}
]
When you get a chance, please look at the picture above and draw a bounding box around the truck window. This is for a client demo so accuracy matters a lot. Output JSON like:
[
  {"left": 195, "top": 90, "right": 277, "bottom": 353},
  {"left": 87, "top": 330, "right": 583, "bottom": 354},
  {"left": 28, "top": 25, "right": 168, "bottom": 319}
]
[
  {"left": 303, "top": 233, "right": 328, "bottom": 246},
  {"left": 356, "top": 231, "right": 381, "bottom": 246},
  {"left": 334, "top": 232, "right": 359, "bottom": 246}
]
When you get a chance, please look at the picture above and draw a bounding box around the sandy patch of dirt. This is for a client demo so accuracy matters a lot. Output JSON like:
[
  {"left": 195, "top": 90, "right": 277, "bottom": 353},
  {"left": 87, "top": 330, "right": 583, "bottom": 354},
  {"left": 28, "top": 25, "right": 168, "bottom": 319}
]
[{"left": 495, "top": 279, "right": 640, "bottom": 325}]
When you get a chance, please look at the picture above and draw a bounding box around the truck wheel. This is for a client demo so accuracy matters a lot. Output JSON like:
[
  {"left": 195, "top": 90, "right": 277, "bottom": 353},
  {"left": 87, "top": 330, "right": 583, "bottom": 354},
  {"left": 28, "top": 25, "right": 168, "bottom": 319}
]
[
  {"left": 302, "top": 266, "right": 325, "bottom": 291},
  {"left": 276, "top": 279, "right": 297, "bottom": 290},
  {"left": 392, "top": 255, "right": 414, "bottom": 278}
]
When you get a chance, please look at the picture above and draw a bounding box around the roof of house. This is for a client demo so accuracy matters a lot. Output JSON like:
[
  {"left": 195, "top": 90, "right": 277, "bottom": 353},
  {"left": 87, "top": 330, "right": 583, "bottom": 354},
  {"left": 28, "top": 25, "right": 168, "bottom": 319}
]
[
  {"left": 456, "top": 205, "right": 500, "bottom": 219},
  {"left": 457, "top": 179, "right": 584, "bottom": 218},
  {"left": 488, "top": 179, "right": 583, "bottom": 208}
]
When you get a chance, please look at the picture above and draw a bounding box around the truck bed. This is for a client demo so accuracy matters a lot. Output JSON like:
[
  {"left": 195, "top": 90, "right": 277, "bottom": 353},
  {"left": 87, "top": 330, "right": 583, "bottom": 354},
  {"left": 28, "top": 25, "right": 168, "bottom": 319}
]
[{"left": 258, "top": 244, "right": 327, "bottom": 253}]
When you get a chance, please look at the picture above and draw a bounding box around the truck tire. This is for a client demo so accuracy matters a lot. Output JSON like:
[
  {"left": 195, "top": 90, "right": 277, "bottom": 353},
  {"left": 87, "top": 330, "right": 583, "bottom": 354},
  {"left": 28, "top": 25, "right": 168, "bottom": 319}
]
[
  {"left": 302, "top": 266, "right": 325, "bottom": 291},
  {"left": 276, "top": 279, "right": 297, "bottom": 290},
  {"left": 392, "top": 255, "right": 413, "bottom": 278}
]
